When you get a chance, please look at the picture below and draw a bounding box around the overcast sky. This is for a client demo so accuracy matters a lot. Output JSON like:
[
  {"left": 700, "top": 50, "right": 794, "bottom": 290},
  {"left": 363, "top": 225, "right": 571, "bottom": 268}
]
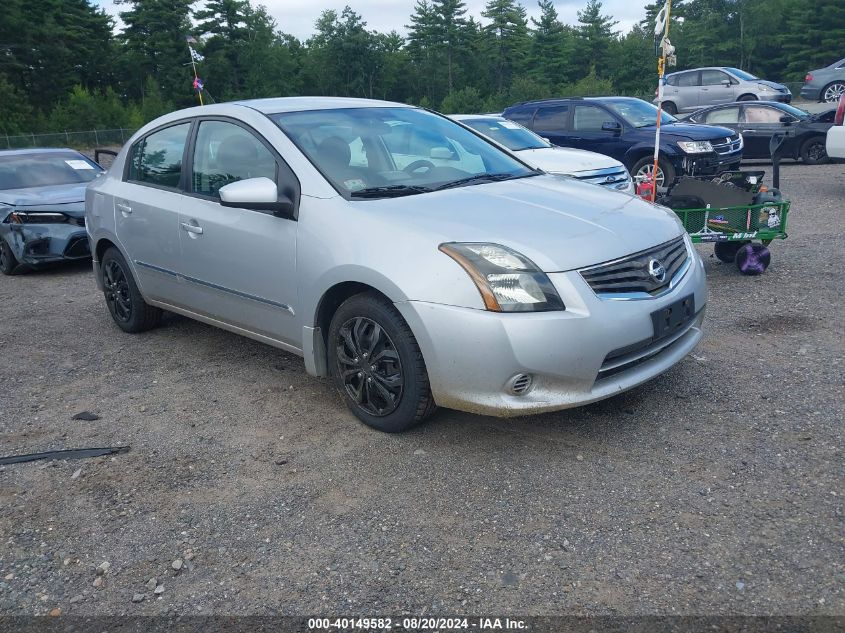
[{"left": 94, "top": 0, "right": 651, "bottom": 40}]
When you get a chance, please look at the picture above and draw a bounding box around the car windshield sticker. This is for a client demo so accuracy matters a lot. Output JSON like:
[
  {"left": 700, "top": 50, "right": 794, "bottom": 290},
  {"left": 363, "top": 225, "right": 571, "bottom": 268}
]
[
  {"left": 500, "top": 121, "right": 521, "bottom": 129},
  {"left": 65, "top": 160, "right": 95, "bottom": 170},
  {"left": 343, "top": 179, "right": 365, "bottom": 191}
]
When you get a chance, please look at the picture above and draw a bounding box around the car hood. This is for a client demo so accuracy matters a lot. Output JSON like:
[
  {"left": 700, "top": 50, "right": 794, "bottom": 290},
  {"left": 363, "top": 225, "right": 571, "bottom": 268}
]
[
  {"left": 756, "top": 79, "right": 789, "bottom": 91},
  {"left": 0, "top": 183, "right": 87, "bottom": 209},
  {"left": 365, "top": 175, "right": 684, "bottom": 272},
  {"left": 642, "top": 121, "right": 737, "bottom": 141},
  {"left": 516, "top": 147, "right": 622, "bottom": 174}
]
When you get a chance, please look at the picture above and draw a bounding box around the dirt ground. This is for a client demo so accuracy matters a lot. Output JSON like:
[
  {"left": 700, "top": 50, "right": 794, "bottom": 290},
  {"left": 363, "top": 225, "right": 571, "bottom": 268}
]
[{"left": 0, "top": 162, "right": 842, "bottom": 618}]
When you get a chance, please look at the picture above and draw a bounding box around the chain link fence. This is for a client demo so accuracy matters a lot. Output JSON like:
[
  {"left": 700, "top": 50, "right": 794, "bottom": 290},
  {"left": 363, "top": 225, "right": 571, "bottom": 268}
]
[{"left": 2, "top": 128, "right": 136, "bottom": 150}]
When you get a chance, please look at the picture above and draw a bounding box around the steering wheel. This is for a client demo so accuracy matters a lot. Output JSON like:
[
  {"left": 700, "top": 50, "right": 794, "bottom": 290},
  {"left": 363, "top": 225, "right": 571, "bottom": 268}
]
[{"left": 403, "top": 160, "right": 435, "bottom": 174}]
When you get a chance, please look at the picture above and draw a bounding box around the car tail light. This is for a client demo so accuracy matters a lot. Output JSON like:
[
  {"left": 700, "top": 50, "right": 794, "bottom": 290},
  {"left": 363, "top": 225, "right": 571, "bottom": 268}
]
[
  {"left": 805, "top": 73, "right": 813, "bottom": 83},
  {"left": 835, "top": 96, "right": 845, "bottom": 126}
]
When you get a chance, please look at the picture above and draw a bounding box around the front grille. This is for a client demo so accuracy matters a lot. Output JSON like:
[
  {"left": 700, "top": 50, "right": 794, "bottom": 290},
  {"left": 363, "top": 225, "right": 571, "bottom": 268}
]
[
  {"left": 580, "top": 237, "right": 688, "bottom": 296},
  {"left": 572, "top": 166, "right": 631, "bottom": 189},
  {"left": 712, "top": 135, "right": 742, "bottom": 155},
  {"left": 64, "top": 236, "right": 91, "bottom": 258}
]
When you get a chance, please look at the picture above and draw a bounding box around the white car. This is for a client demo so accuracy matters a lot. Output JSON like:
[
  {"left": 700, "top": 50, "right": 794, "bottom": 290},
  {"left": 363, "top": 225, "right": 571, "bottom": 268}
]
[
  {"left": 826, "top": 96, "right": 845, "bottom": 159},
  {"left": 451, "top": 114, "right": 635, "bottom": 194}
]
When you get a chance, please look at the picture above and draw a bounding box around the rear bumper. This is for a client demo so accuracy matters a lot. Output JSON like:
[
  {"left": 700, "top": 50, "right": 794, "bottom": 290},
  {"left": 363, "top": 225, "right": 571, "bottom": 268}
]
[
  {"left": 800, "top": 85, "right": 821, "bottom": 101},
  {"left": 395, "top": 248, "right": 707, "bottom": 417},
  {"left": 826, "top": 126, "right": 845, "bottom": 160}
]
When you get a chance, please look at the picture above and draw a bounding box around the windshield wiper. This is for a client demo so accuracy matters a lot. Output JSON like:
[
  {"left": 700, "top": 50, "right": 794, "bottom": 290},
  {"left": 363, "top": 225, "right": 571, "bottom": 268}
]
[
  {"left": 350, "top": 184, "right": 431, "bottom": 199},
  {"left": 434, "top": 172, "right": 528, "bottom": 191}
]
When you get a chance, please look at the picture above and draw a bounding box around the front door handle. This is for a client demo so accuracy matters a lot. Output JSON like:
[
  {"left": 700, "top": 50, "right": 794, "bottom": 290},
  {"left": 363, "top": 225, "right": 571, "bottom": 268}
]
[
  {"left": 180, "top": 222, "right": 203, "bottom": 235},
  {"left": 116, "top": 202, "right": 132, "bottom": 215},
  {"left": 741, "top": 129, "right": 757, "bottom": 133}
]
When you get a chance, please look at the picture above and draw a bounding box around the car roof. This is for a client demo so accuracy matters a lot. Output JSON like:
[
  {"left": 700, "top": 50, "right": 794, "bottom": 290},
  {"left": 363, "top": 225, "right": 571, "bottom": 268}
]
[
  {"left": 233, "top": 96, "right": 408, "bottom": 114},
  {"left": 507, "top": 96, "right": 642, "bottom": 109},
  {"left": 0, "top": 148, "right": 80, "bottom": 157}
]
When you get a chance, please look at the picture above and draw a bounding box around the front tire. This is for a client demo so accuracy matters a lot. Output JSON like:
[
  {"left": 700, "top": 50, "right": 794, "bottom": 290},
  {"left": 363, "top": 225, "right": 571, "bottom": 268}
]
[
  {"left": 0, "top": 239, "right": 21, "bottom": 275},
  {"left": 631, "top": 156, "right": 676, "bottom": 192},
  {"left": 328, "top": 292, "right": 436, "bottom": 432},
  {"left": 662, "top": 101, "right": 678, "bottom": 115},
  {"left": 100, "top": 247, "right": 162, "bottom": 333},
  {"left": 800, "top": 136, "right": 829, "bottom": 165}
]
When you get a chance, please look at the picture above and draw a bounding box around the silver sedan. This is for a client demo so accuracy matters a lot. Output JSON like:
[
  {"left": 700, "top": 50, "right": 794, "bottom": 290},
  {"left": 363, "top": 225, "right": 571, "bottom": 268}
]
[{"left": 86, "top": 97, "right": 707, "bottom": 431}]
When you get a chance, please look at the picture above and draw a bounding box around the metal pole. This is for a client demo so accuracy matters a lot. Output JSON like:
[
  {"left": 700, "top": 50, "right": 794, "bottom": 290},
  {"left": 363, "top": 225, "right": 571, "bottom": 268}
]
[
  {"left": 94, "top": 129, "right": 99, "bottom": 146},
  {"left": 651, "top": 0, "right": 671, "bottom": 202}
]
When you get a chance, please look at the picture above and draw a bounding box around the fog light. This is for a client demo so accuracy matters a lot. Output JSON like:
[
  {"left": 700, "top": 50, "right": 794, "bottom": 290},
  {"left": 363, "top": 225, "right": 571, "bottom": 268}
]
[{"left": 506, "top": 373, "right": 534, "bottom": 396}]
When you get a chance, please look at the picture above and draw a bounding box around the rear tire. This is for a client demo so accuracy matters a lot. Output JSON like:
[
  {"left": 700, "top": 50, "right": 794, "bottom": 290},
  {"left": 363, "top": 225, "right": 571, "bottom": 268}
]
[
  {"left": 737, "top": 94, "right": 758, "bottom": 102},
  {"left": 714, "top": 240, "right": 747, "bottom": 263},
  {"left": 0, "top": 239, "right": 21, "bottom": 275},
  {"left": 799, "top": 136, "right": 828, "bottom": 165},
  {"left": 100, "top": 247, "right": 162, "bottom": 333},
  {"left": 821, "top": 81, "right": 845, "bottom": 103},
  {"left": 328, "top": 292, "right": 436, "bottom": 432}
]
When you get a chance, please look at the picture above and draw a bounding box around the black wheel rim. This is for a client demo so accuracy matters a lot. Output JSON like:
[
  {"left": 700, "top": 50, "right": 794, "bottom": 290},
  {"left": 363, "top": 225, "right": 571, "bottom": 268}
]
[
  {"left": 335, "top": 317, "right": 403, "bottom": 416},
  {"left": 103, "top": 260, "right": 132, "bottom": 322},
  {"left": 807, "top": 141, "right": 826, "bottom": 162}
]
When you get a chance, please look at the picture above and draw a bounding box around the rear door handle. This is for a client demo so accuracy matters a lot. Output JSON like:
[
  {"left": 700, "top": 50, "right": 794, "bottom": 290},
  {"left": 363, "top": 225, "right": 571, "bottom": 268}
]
[
  {"left": 180, "top": 222, "right": 203, "bottom": 235},
  {"left": 741, "top": 129, "right": 756, "bottom": 133},
  {"left": 116, "top": 202, "right": 132, "bottom": 215}
]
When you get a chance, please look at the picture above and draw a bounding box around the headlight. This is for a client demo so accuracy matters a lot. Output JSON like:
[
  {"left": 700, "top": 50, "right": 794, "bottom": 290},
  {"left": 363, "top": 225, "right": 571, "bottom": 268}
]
[
  {"left": 677, "top": 140, "right": 714, "bottom": 154},
  {"left": 439, "top": 243, "right": 565, "bottom": 312},
  {"left": 9, "top": 211, "right": 69, "bottom": 224},
  {"left": 757, "top": 84, "right": 773, "bottom": 91}
]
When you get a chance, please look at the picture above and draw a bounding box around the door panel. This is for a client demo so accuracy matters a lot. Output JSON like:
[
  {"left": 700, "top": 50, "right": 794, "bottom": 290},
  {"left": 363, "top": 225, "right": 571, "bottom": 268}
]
[
  {"left": 116, "top": 122, "right": 191, "bottom": 303},
  {"left": 177, "top": 119, "right": 299, "bottom": 346},
  {"left": 740, "top": 105, "right": 786, "bottom": 158},
  {"left": 700, "top": 70, "right": 736, "bottom": 106}
]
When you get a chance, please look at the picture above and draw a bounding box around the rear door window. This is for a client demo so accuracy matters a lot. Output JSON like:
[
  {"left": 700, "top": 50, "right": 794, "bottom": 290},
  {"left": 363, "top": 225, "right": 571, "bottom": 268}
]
[
  {"left": 704, "top": 106, "right": 741, "bottom": 124},
  {"left": 743, "top": 106, "right": 783, "bottom": 124},
  {"left": 533, "top": 105, "right": 570, "bottom": 131},
  {"left": 677, "top": 71, "right": 701, "bottom": 87},
  {"left": 127, "top": 123, "right": 191, "bottom": 189}
]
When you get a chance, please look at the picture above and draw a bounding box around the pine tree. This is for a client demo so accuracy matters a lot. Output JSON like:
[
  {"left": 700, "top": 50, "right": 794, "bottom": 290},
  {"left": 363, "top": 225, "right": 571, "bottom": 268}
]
[
  {"left": 529, "top": 0, "right": 576, "bottom": 86},
  {"left": 482, "top": 0, "right": 529, "bottom": 93},
  {"left": 575, "top": 0, "right": 619, "bottom": 75}
]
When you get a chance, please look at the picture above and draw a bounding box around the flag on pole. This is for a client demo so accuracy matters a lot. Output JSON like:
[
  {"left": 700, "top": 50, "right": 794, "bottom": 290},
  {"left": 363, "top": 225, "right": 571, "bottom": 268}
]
[
  {"left": 193, "top": 77, "right": 204, "bottom": 91},
  {"left": 188, "top": 46, "right": 204, "bottom": 63}
]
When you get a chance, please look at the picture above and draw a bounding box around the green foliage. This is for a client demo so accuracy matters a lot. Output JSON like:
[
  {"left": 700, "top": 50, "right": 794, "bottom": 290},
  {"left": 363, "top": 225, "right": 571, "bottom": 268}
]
[{"left": 2, "top": 0, "right": 845, "bottom": 138}]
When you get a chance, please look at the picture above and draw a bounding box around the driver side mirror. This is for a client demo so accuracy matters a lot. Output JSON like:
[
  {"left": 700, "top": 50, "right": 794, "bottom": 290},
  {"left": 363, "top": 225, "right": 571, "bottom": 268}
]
[
  {"left": 601, "top": 121, "right": 622, "bottom": 134},
  {"left": 721, "top": 79, "right": 732, "bottom": 86},
  {"left": 779, "top": 115, "right": 794, "bottom": 126},
  {"left": 219, "top": 177, "right": 294, "bottom": 218}
]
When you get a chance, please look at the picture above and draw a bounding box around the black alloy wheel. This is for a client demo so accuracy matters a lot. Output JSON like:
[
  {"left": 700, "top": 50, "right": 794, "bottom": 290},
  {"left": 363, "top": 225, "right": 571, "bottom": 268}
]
[
  {"left": 100, "top": 247, "right": 162, "bottom": 333},
  {"left": 336, "top": 316, "right": 403, "bottom": 417},
  {"left": 800, "top": 137, "right": 829, "bottom": 165},
  {"left": 103, "top": 259, "right": 132, "bottom": 323}
]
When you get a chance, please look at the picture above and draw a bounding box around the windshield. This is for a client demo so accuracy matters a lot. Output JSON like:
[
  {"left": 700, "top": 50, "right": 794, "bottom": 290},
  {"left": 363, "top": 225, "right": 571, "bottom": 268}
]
[
  {"left": 0, "top": 152, "right": 101, "bottom": 190},
  {"left": 271, "top": 107, "right": 536, "bottom": 199},
  {"left": 603, "top": 98, "right": 678, "bottom": 128},
  {"left": 726, "top": 67, "right": 759, "bottom": 81},
  {"left": 459, "top": 118, "right": 550, "bottom": 151}
]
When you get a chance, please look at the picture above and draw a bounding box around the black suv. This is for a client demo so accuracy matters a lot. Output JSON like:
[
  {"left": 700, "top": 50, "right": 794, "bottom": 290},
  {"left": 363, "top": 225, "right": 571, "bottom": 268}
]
[{"left": 502, "top": 97, "right": 743, "bottom": 189}]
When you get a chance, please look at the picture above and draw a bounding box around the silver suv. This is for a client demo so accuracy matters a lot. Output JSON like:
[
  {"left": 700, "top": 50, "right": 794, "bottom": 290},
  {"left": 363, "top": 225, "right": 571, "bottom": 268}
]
[
  {"left": 86, "top": 97, "right": 706, "bottom": 432},
  {"left": 657, "top": 67, "right": 791, "bottom": 114}
]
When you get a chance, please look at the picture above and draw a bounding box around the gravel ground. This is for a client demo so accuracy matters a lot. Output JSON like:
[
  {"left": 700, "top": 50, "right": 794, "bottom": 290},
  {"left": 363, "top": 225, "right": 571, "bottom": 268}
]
[{"left": 0, "top": 162, "right": 842, "bottom": 618}]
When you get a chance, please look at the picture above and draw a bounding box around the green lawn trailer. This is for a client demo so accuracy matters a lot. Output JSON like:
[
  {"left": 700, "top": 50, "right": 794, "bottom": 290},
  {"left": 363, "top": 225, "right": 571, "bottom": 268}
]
[{"left": 658, "top": 170, "right": 789, "bottom": 275}]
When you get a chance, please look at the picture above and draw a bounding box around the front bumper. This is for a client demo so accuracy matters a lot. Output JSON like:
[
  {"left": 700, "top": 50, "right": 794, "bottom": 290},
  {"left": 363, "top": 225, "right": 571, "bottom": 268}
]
[
  {"left": 769, "top": 92, "right": 792, "bottom": 103},
  {"left": 396, "top": 247, "right": 707, "bottom": 417},
  {"left": 7, "top": 223, "right": 91, "bottom": 267},
  {"left": 675, "top": 152, "right": 742, "bottom": 177}
]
